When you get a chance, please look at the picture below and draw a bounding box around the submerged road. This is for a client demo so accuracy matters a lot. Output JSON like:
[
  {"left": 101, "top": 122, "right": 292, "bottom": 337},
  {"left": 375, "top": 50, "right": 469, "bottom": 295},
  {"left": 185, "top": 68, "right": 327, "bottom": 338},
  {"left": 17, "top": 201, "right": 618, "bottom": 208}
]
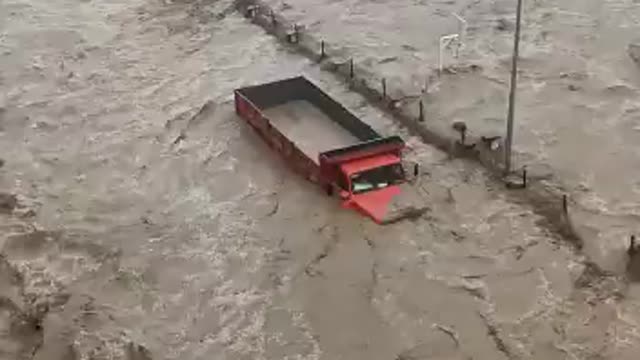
[
  {"left": 259, "top": 0, "right": 640, "bottom": 271},
  {"left": 0, "top": 0, "right": 639, "bottom": 359}
]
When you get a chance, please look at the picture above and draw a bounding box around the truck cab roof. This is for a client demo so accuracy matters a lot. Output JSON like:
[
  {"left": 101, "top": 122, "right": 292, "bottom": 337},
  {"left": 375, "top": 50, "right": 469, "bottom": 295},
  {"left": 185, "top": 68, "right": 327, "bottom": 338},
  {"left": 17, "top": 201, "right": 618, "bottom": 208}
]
[{"left": 339, "top": 153, "right": 401, "bottom": 175}]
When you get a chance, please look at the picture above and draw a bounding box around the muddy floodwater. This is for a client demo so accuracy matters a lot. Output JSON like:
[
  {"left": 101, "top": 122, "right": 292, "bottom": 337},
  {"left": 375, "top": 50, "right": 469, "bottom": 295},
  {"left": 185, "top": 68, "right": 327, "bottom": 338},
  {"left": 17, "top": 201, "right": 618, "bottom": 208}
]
[
  {"left": 1, "top": 0, "right": 640, "bottom": 360},
  {"left": 261, "top": 0, "right": 640, "bottom": 270}
]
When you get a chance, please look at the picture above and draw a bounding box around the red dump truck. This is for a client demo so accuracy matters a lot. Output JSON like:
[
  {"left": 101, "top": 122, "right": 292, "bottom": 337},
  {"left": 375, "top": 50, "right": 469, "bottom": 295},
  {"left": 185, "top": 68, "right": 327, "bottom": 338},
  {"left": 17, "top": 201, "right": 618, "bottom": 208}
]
[{"left": 234, "top": 76, "right": 427, "bottom": 224}]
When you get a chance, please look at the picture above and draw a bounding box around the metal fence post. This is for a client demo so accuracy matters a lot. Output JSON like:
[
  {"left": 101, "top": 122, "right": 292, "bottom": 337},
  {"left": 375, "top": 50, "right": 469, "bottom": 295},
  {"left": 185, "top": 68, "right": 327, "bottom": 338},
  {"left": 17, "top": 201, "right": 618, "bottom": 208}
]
[
  {"left": 349, "top": 58, "right": 354, "bottom": 78},
  {"left": 504, "top": 0, "right": 524, "bottom": 175},
  {"left": 382, "top": 78, "right": 387, "bottom": 99}
]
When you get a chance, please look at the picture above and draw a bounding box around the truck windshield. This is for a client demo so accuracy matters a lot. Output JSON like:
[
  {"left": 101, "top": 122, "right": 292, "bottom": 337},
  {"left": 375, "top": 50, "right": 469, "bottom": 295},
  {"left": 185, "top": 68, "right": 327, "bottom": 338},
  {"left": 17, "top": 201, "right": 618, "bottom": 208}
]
[{"left": 350, "top": 163, "right": 405, "bottom": 194}]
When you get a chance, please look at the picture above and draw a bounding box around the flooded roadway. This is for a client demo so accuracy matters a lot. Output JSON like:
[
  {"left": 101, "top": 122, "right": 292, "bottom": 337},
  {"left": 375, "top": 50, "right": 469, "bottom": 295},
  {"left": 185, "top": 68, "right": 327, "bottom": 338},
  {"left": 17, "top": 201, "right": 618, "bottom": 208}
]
[
  {"left": 261, "top": 0, "right": 640, "bottom": 271},
  {"left": 1, "top": 0, "right": 639, "bottom": 359}
]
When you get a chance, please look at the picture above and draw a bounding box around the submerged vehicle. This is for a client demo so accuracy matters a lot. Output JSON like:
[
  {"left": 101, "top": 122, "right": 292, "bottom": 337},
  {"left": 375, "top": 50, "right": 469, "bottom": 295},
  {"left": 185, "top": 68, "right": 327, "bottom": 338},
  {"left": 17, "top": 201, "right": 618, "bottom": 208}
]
[{"left": 234, "top": 76, "right": 427, "bottom": 224}]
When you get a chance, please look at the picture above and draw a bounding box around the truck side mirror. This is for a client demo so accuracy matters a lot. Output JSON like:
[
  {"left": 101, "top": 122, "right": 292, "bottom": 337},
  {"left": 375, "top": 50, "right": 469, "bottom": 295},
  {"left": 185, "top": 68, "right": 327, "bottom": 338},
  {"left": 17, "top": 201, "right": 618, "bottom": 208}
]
[{"left": 413, "top": 163, "right": 420, "bottom": 177}]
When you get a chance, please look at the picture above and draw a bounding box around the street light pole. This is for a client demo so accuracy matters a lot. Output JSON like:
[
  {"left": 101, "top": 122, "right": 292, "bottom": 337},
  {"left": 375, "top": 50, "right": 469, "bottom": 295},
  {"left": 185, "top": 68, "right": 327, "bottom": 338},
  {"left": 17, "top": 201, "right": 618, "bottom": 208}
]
[{"left": 504, "top": 0, "right": 523, "bottom": 175}]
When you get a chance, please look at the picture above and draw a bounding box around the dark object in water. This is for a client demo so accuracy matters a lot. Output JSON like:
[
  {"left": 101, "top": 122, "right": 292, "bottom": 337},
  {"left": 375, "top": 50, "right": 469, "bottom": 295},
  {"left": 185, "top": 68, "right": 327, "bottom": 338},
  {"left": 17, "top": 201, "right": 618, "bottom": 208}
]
[
  {"left": 628, "top": 235, "right": 638, "bottom": 257},
  {"left": 0, "top": 193, "right": 17, "bottom": 213},
  {"left": 629, "top": 41, "right": 640, "bottom": 66},
  {"left": 496, "top": 18, "right": 514, "bottom": 32}
]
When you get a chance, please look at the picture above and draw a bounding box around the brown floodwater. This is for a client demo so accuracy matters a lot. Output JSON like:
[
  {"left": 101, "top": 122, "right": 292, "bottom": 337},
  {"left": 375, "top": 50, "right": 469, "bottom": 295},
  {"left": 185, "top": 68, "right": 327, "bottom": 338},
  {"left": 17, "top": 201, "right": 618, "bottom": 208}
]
[
  {"left": 1, "top": 0, "right": 639, "bottom": 359},
  {"left": 261, "top": 0, "right": 640, "bottom": 272}
]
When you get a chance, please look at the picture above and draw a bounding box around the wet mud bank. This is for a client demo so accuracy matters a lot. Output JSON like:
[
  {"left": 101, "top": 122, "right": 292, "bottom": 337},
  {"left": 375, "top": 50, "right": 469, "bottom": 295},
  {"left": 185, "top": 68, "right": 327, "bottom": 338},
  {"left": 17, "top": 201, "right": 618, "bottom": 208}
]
[{"left": 233, "top": 0, "right": 634, "bottom": 275}]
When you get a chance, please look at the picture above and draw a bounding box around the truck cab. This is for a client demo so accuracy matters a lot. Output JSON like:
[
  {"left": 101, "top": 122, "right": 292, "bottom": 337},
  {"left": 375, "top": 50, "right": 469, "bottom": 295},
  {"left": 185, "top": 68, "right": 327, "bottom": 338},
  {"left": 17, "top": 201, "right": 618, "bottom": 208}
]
[
  {"left": 339, "top": 154, "right": 409, "bottom": 223},
  {"left": 319, "top": 136, "right": 425, "bottom": 224}
]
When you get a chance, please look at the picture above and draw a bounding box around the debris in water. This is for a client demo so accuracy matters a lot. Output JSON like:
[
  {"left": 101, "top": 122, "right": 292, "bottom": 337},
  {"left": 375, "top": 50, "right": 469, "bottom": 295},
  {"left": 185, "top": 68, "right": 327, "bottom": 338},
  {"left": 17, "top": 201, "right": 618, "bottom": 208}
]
[
  {"left": 172, "top": 131, "right": 186, "bottom": 145},
  {"left": 432, "top": 323, "right": 460, "bottom": 348},
  {"left": 478, "top": 312, "right": 516, "bottom": 360},
  {"left": 265, "top": 199, "right": 279, "bottom": 217},
  {"left": 496, "top": 18, "right": 514, "bottom": 31},
  {"left": 126, "top": 342, "right": 153, "bottom": 360},
  {"left": 0, "top": 192, "right": 18, "bottom": 213},
  {"left": 18, "top": 208, "right": 37, "bottom": 219},
  {"left": 281, "top": 2, "right": 292, "bottom": 11},
  {"left": 378, "top": 56, "right": 397, "bottom": 64}
]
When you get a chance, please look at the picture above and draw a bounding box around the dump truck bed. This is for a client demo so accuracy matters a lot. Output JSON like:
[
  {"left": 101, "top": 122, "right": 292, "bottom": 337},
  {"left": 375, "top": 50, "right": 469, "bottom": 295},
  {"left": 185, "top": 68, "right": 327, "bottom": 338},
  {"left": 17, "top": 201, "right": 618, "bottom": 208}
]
[
  {"left": 262, "top": 100, "right": 360, "bottom": 162},
  {"left": 234, "top": 76, "right": 385, "bottom": 183}
]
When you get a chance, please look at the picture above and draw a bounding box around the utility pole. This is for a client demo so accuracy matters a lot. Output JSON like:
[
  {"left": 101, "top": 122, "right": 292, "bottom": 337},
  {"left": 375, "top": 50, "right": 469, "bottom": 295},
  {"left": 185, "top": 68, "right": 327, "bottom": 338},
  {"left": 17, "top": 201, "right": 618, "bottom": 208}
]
[{"left": 504, "top": 0, "right": 523, "bottom": 175}]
